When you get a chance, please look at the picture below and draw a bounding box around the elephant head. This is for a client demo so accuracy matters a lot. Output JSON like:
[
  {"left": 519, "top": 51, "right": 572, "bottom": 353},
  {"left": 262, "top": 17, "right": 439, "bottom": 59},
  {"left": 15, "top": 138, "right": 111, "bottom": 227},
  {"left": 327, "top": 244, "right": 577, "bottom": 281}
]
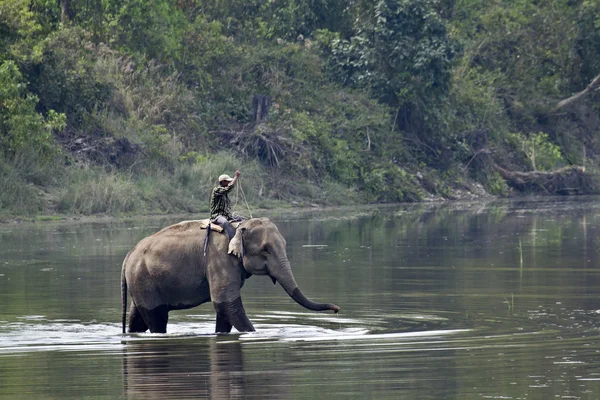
[{"left": 230, "top": 218, "right": 340, "bottom": 313}]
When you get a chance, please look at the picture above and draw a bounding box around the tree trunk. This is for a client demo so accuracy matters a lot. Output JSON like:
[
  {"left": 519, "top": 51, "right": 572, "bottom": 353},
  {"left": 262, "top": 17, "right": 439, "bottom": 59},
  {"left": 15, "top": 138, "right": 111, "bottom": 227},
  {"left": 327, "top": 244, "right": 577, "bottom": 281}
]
[
  {"left": 60, "top": 0, "right": 73, "bottom": 23},
  {"left": 252, "top": 94, "right": 271, "bottom": 123}
]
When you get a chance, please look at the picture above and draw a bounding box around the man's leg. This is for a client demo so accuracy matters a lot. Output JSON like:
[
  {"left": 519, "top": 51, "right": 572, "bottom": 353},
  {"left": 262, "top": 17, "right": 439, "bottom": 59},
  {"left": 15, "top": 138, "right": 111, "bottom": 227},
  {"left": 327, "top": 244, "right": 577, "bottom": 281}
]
[{"left": 212, "top": 215, "right": 236, "bottom": 240}]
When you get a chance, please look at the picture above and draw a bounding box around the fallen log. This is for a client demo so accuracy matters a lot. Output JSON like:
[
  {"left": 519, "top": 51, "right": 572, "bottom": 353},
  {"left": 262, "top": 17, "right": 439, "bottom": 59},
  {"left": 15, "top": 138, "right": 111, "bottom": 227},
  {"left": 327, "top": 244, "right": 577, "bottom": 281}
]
[{"left": 493, "top": 164, "right": 587, "bottom": 194}]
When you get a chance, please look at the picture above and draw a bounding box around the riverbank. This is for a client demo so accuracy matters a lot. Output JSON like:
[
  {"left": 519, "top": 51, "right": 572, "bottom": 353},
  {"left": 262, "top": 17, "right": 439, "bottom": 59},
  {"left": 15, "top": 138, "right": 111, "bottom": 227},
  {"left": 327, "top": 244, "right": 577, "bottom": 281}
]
[{"left": 0, "top": 172, "right": 497, "bottom": 225}]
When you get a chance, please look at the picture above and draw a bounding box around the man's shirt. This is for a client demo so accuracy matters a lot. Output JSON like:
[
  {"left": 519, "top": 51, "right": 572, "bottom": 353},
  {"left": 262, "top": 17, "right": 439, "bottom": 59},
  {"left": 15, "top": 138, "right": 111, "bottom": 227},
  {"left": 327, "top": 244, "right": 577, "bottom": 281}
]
[{"left": 210, "top": 184, "right": 234, "bottom": 219}]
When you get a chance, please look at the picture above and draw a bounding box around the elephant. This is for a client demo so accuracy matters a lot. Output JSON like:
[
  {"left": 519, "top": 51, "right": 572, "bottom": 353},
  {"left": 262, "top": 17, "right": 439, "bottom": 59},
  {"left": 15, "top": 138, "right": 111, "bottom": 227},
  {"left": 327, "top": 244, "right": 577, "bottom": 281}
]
[{"left": 121, "top": 217, "right": 340, "bottom": 334}]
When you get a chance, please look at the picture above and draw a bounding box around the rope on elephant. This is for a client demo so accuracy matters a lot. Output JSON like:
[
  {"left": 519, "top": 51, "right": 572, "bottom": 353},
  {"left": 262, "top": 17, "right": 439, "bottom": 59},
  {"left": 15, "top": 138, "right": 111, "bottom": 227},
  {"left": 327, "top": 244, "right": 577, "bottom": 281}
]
[
  {"left": 234, "top": 181, "right": 240, "bottom": 209},
  {"left": 238, "top": 178, "right": 253, "bottom": 218}
]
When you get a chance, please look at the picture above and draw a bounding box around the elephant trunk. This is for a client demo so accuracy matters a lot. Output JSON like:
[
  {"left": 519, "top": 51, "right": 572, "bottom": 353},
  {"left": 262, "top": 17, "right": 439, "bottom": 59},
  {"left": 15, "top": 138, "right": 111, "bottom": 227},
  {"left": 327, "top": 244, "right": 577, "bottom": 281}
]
[{"left": 272, "top": 258, "right": 340, "bottom": 313}]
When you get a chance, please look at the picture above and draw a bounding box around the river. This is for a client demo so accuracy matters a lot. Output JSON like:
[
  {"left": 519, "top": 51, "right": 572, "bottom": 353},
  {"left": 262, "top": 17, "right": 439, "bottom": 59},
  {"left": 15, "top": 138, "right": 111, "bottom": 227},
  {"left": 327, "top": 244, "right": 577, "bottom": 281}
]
[{"left": 1, "top": 198, "right": 600, "bottom": 399}]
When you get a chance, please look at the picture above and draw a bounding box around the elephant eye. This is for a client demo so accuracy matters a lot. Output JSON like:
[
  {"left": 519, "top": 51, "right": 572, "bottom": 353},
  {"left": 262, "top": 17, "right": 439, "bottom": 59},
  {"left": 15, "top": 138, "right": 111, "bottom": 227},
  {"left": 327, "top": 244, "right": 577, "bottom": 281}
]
[{"left": 261, "top": 245, "right": 270, "bottom": 255}]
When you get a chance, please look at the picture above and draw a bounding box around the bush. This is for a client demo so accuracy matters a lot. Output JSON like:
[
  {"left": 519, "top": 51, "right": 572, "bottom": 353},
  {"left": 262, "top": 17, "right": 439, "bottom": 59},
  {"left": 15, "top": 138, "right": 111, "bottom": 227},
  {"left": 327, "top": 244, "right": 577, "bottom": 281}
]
[
  {"left": 321, "top": 177, "right": 362, "bottom": 205},
  {"left": 25, "top": 28, "right": 111, "bottom": 127},
  {"left": 484, "top": 171, "right": 510, "bottom": 197},
  {"left": 506, "top": 132, "right": 565, "bottom": 172},
  {"left": 362, "top": 164, "right": 424, "bottom": 203},
  {"left": 0, "top": 60, "right": 64, "bottom": 159}
]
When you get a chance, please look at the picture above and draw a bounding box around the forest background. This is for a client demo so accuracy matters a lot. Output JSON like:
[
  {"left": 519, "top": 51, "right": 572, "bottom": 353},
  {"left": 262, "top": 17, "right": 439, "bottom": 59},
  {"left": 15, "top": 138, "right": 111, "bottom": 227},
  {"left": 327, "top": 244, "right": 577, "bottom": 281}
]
[{"left": 2, "top": 0, "right": 600, "bottom": 220}]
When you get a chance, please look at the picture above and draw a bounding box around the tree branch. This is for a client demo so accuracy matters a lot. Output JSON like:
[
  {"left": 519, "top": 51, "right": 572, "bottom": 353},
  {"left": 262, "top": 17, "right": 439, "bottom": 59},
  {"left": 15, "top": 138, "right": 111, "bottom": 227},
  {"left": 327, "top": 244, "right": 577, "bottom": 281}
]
[{"left": 554, "top": 74, "right": 600, "bottom": 111}]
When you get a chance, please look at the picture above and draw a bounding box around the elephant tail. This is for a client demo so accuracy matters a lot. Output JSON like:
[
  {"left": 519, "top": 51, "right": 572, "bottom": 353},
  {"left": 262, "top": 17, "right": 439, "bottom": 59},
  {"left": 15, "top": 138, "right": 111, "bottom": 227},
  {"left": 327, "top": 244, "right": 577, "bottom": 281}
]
[{"left": 121, "top": 263, "right": 127, "bottom": 334}]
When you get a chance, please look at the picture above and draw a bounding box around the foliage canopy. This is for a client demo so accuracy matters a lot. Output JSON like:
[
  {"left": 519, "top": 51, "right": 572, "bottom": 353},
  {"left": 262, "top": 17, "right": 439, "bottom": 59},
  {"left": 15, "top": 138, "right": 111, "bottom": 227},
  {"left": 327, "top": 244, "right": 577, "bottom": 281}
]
[{"left": 1, "top": 0, "right": 599, "bottom": 217}]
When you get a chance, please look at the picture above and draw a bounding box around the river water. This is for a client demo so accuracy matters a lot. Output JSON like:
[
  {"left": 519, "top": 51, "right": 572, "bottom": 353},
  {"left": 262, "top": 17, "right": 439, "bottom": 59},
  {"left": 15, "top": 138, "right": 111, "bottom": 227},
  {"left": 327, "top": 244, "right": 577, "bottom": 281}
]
[{"left": 1, "top": 198, "right": 600, "bottom": 399}]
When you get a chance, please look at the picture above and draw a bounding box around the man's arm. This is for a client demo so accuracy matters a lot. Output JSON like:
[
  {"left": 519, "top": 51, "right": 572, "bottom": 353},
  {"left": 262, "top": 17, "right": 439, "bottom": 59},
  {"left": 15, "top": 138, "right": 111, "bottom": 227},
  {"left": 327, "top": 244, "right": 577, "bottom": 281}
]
[
  {"left": 229, "top": 170, "right": 241, "bottom": 187},
  {"left": 214, "top": 185, "right": 233, "bottom": 195}
]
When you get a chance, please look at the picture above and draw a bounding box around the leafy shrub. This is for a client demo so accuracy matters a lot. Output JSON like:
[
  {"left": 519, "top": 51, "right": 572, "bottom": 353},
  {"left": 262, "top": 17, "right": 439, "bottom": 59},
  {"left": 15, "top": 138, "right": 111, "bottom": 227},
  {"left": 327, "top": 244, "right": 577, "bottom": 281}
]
[
  {"left": 321, "top": 177, "right": 362, "bottom": 205},
  {"left": 193, "top": 0, "right": 352, "bottom": 41},
  {"left": 362, "top": 164, "right": 424, "bottom": 203},
  {"left": 328, "top": 0, "right": 457, "bottom": 108},
  {"left": 0, "top": 0, "right": 46, "bottom": 63},
  {"left": 484, "top": 171, "right": 510, "bottom": 196},
  {"left": 25, "top": 28, "right": 112, "bottom": 127},
  {"left": 448, "top": 66, "right": 508, "bottom": 145},
  {"left": 96, "top": 0, "right": 186, "bottom": 62},
  {"left": 506, "top": 132, "right": 565, "bottom": 171},
  {"left": 0, "top": 60, "right": 64, "bottom": 159}
]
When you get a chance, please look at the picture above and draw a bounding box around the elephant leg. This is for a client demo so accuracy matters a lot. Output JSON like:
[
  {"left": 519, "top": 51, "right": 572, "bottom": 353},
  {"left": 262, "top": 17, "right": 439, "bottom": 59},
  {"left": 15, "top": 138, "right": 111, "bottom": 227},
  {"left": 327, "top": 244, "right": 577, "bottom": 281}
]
[
  {"left": 135, "top": 304, "right": 169, "bottom": 334},
  {"left": 148, "top": 305, "right": 169, "bottom": 333},
  {"left": 215, "top": 313, "right": 233, "bottom": 334},
  {"left": 213, "top": 297, "right": 255, "bottom": 333},
  {"left": 128, "top": 302, "right": 148, "bottom": 333}
]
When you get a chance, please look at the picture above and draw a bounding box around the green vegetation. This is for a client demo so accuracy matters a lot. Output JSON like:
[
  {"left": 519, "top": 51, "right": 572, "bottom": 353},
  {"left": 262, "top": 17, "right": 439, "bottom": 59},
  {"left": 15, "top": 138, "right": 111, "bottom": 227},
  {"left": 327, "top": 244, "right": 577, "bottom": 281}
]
[{"left": 1, "top": 0, "right": 600, "bottom": 219}]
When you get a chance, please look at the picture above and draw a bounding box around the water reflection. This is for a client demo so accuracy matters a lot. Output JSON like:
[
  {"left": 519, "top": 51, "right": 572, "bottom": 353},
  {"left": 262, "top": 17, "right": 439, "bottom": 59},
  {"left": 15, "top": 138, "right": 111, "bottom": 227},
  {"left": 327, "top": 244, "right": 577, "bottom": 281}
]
[{"left": 122, "top": 338, "right": 289, "bottom": 399}]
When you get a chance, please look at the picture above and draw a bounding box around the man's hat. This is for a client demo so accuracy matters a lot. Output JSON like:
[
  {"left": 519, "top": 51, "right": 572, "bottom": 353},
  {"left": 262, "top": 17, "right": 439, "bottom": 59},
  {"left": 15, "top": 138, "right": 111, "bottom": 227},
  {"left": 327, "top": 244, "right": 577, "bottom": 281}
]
[{"left": 218, "top": 174, "right": 234, "bottom": 183}]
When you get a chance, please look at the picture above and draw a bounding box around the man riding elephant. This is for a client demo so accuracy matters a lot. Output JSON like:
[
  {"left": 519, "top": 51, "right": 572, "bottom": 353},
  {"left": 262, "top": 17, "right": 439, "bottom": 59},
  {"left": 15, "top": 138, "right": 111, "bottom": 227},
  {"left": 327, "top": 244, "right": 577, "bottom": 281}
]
[
  {"left": 121, "top": 217, "right": 340, "bottom": 334},
  {"left": 210, "top": 170, "right": 246, "bottom": 239}
]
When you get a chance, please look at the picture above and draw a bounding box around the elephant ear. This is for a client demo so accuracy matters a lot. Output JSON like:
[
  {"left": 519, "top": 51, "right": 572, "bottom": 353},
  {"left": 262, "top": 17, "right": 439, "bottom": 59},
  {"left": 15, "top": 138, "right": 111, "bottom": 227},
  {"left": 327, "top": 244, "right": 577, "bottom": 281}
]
[{"left": 228, "top": 226, "right": 245, "bottom": 258}]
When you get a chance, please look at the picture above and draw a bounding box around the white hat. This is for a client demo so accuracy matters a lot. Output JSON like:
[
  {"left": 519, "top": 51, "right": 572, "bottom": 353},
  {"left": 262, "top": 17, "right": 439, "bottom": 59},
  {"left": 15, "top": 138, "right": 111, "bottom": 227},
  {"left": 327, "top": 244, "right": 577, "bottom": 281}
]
[{"left": 218, "top": 174, "right": 234, "bottom": 182}]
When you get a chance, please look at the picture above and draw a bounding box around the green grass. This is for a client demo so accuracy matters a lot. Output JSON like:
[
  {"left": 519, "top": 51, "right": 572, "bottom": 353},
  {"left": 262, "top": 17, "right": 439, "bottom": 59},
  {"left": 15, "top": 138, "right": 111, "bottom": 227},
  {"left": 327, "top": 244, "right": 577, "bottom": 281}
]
[
  {"left": 53, "top": 151, "right": 274, "bottom": 216},
  {"left": 57, "top": 167, "right": 139, "bottom": 215},
  {"left": 34, "top": 215, "right": 63, "bottom": 221},
  {"left": 0, "top": 147, "right": 361, "bottom": 219},
  {"left": 0, "top": 158, "right": 45, "bottom": 216}
]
